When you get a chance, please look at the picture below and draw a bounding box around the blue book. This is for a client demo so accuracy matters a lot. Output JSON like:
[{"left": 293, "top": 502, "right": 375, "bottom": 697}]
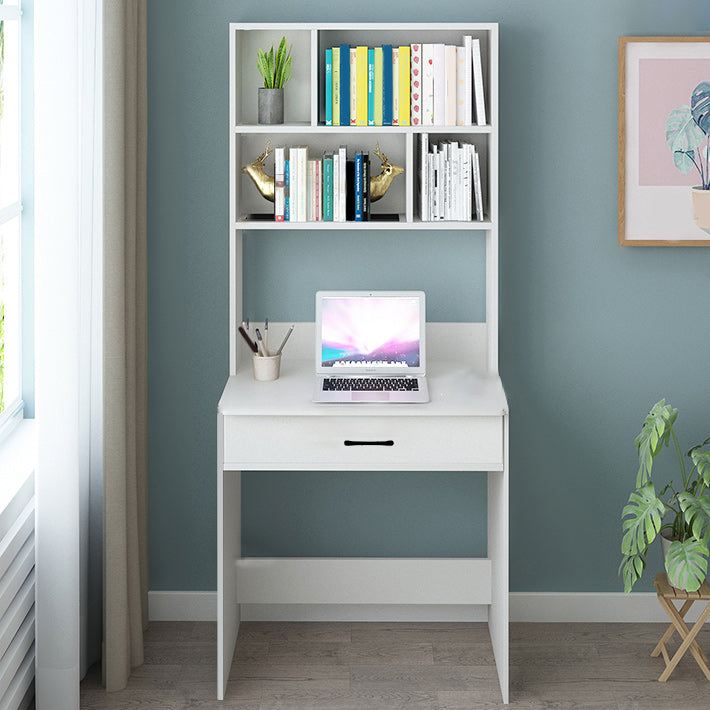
[
  {"left": 382, "top": 44, "right": 393, "bottom": 126},
  {"left": 323, "top": 153, "right": 333, "bottom": 221},
  {"left": 354, "top": 152, "right": 363, "bottom": 221},
  {"left": 284, "top": 160, "right": 290, "bottom": 221},
  {"left": 367, "top": 48, "right": 375, "bottom": 126},
  {"left": 325, "top": 48, "right": 333, "bottom": 126},
  {"left": 340, "top": 44, "right": 350, "bottom": 127}
]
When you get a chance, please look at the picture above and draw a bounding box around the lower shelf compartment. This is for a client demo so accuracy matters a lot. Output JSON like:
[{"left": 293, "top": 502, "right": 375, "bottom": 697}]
[{"left": 235, "top": 557, "right": 492, "bottom": 605}]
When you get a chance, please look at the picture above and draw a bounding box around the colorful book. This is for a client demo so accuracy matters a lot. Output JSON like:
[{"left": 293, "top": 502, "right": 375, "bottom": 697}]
[
  {"left": 410, "top": 43, "right": 422, "bottom": 127},
  {"left": 284, "top": 159, "right": 290, "bottom": 221},
  {"left": 374, "top": 47, "right": 384, "bottom": 126},
  {"left": 332, "top": 46, "right": 341, "bottom": 126},
  {"left": 325, "top": 48, "right": 333, "bottom": 126},
  {"left": 289, "top": 147, "right": 299, "bottom": 221},
  {"left": 445, "top": 45, "right": 457, "bottom": 126},
  {"left": 367, "top": 48, "right": 375, "bottom": 126},
  {"left": 307, "top": 159, "right": 315, "bottom": 221},
  {"left": 422, "top": 44, "right": 435, "bottom": 126},
  {"left": 433, "top": 43, "right": 445, "bottom": 125},
  {"left": 354, "top": 152, "right": 363, "bottom": 221},
  {"left": 361, "top": 152, "right": 370, "bottom": 221},
  {"left": 392, "top": 47, "right": 400, "bottom": 126},
  {"left": 471, "top": 38, "right": 487, "bottom": 125},
  {"left": 350, "top": 47, "right": 357, "bottom": 126},
  {"left": 398, "top": 45, "right": 410, "bottom": 127},
  {"left": 456, "top": 46, "right": 465, "bottom": 127},
  {"left": 339, "top": 44, "right": 350, "bottom": 127},
  {"left": 382, "top": 45, "right": 393, "bottom": 126},
  {"left": 314, "top": 158, "right": 322, "bottom": 221},
  {"left": 274, "top": 146, "right": 285, "bottom": 221},
  {"left": 323, "top": 153, "right": 333, "bottom": 221},
  {"left": 356, "top": 46, "right": 368, "bottom": 126}
]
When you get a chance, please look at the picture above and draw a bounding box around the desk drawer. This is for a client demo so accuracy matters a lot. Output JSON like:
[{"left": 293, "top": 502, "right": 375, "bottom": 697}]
[{"left": 223, "top": 416, "right": 503, "bottom": 470}]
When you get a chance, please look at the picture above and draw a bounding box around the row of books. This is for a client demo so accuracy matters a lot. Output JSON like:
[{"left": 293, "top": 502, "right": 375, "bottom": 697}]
[
  {"left": 324, "top": 36, "right": 487, "bottom": 128},
  {"left": 273, "top": 146, "right": 376, "bottom": 222},
  {"left": 418, "top": 134, "right": 485, "bottom": 222}
]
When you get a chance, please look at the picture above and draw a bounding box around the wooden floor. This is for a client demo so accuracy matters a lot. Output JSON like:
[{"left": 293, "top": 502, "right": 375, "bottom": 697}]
[{"left": 80, "top": 621, "right": 710, "bottom": 709}]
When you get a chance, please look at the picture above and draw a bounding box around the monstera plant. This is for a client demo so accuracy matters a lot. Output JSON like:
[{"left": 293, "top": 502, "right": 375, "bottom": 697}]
[
  {"left": 666, "top": 81, "right": 710, "bottom": 189},
  {"left": 620, "top": 400, "right": 710, "bottom": 593}
]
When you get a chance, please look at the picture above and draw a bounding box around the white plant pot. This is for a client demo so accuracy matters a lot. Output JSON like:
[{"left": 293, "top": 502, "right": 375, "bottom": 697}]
[{"left": 691, "top": 186, "right": 710, "bottom": 234}]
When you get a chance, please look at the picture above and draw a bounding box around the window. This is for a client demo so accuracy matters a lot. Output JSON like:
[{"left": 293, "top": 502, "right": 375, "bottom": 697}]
[{"left": 0, "top": 0, "right": 22, "bottom": 428}]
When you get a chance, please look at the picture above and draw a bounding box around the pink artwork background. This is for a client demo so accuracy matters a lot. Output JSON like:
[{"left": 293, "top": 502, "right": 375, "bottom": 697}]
[{"left": 638, "top": 58, "right": 710, "bottom": 186}]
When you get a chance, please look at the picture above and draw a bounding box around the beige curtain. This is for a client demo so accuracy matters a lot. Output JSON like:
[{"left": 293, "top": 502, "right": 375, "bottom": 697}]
[{"left": 102, "top": 0, "right": 149, "bottom": 693}]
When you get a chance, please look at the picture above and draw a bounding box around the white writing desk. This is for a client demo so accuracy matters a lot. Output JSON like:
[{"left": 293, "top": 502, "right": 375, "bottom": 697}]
[{"left": 217, "top": 323, "right": 509, "bottom": 702}]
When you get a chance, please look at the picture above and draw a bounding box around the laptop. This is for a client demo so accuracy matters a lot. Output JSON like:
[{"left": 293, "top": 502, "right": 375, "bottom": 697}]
[{"left": 313, "top": 291, "right": 429, "bottom": 403}]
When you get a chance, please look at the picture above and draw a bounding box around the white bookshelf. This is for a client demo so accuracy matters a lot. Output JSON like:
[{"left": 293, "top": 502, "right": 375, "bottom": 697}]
[{"left": 220, "top": 21, "right": 508, "bottom": 704}]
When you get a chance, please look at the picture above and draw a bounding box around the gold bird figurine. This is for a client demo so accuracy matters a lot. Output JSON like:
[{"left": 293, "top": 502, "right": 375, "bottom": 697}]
[{"left": 241, "top": 141, "right": 404, "bottom": 204}]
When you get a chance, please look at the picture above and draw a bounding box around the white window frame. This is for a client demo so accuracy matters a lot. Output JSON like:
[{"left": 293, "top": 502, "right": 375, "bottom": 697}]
[{"left": 0, "top": 1, "right": 23, "bottom": 441}]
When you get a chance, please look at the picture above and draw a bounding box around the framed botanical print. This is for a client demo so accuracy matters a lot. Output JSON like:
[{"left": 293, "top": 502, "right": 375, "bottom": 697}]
[{"left": 619, "top": 37, "right": 710, "bottom": 246}]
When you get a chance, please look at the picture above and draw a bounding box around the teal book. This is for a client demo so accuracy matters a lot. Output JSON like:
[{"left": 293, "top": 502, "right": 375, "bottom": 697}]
[
  {"left": 325, "top": 48, "right": 333, "bottom": 126},
  {"left": 340, "top": 44, "right": 350, "bottom": 127},
  {"left": 323, "top": 153, "right": 334, "bottom": 221},
  {"left": 367, "top": 48, "right": 375, "bottom": 126},
  {"left": 382, "top": 45, "right": 393, "bottom": 126}
]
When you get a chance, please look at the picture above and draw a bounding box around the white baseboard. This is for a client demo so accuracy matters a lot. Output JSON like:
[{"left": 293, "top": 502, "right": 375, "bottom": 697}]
[{"left": 149, "top": 590, "right": 696, "bottom": 624}]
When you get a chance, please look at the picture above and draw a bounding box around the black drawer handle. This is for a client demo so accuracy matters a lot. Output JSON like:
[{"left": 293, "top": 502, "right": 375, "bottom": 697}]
[{"left": 344, "top": 439, "right": 394, "bottom": 447}]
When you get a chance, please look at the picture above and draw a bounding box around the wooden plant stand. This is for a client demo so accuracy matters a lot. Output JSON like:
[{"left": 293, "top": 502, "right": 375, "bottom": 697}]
[{"left": 652, "top": 572, "right": 710, "bottom": 681}]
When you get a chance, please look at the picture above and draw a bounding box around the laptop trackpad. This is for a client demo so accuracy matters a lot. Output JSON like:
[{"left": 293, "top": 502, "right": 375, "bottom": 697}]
[{"left": 352, "top": 391, "right": 390, "bottom": 402}]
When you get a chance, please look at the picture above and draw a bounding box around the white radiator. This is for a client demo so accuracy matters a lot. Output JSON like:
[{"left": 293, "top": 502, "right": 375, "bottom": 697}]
[{"left": 0, "top": 471, "right": 35, "bottom": 710}]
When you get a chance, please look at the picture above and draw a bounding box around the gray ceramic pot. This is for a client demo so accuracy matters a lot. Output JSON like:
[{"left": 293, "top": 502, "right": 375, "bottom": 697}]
[{"left": 258, "top": 88, "right": 284, "bottom": 124}]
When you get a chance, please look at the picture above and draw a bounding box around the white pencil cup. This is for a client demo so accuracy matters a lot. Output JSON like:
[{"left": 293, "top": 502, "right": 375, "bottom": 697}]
[{"left": 252, "top": 353, "right": 281, "bottom": 381}]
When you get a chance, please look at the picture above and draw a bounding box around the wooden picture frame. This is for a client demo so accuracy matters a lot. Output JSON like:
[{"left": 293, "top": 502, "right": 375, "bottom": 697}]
[{"left": 619, "top": 37, "right": 710, "bottom": 246}]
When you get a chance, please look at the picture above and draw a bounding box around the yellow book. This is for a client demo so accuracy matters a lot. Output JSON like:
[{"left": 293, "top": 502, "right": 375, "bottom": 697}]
[
  {"left": 356, "top": 46, "right": 368, "bottom": 126},
  {"left": 332, "top": 47, "right": 340, "bottom": 126},
  {"left": 399, "top": 45, "right": 410, "bottom": 126},
  {"left": 374, "top": 47, "right": 383, "bottom": 126}
]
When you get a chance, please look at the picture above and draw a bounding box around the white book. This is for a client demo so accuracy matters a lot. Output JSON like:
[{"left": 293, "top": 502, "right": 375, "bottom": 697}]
[
  {"left": 428, "top": 150, "right": 435, "bottom": 220},
  {"left": 422, "top": 44, "right": 435, "bottom": 126},
  {"left": 461, "top": 143, "right": 471, "bottom": 220},
  {"left": 392, "top": 48, "right": 400, "bottom": 126},
  {"left": 274, "top": 146, "right": 285, "bottom": 222},
  {"left": 332, "top": 151, "right": 340, "bottom": 222},
  {"left": 297, "top": 146, "right": 308, "bottom": 222},
  {"left": 288, "top": 147, "right": 300, "bottom": 222},
  {"left": 444, "top": 45, "right": 456, "bottom": 126},
  {"left": 463, "top": 36, "right": 473, "bottom": 125},
  {"left": 307, "top": 159, "right": 315, "bottom": 222},
  {"left": 419, "top": 132, "right": 429, "bottom": 221},
  {"left": 450, "top": 141, "right": 459, "bottom": 220},
  {"left": 350, "top": 48, "right": 357, "bottom": 126},
  {"left": 338, "top": 145, "right": 347, "bottom": 222},
  {"left": 455, "top": 46, "right": 466, "bottom": 127},
  {"left": 410, "top": 43, "right": 422, "bottom": 127},
  {"left": 471, "top": 38, "right": 487, "bottom": 125},
  {"left": 433, "top": 43, "right": 446, "bottom": 126},
  {"left": 472, "top": 147, "right": 484, "bottom": 221}
]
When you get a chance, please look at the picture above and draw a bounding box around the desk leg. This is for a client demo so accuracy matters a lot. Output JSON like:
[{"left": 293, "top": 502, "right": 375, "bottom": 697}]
[
  {"left": 217, "top": 413, "right": 241, "bottom": 700},
  {"left": 488, "top": 413, "right": 509, "bottom": 704}
]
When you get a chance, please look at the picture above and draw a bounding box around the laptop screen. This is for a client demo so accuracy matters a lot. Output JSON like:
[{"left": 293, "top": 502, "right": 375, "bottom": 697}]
[{"left": 316, "top": 291, "right": 426, "bottom": 375}]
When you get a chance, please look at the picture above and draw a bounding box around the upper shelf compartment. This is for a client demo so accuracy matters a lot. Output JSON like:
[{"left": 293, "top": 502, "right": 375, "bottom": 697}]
[{"left": 231, "top": 25, "right": 313, "bottom": 126}]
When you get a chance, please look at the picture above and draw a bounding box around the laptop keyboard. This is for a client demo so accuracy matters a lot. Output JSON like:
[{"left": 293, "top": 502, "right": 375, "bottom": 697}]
[{"left": 323, "top": 377, "right": 419, "bottom": 392}]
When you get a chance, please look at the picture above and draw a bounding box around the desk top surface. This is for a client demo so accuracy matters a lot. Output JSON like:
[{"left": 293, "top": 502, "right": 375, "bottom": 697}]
[{"left": 219, "top": 359, "right": 508, "bottom": 418}]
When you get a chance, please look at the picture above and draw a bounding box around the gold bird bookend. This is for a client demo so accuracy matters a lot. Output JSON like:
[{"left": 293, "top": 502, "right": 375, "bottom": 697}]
[{"left": 241, "top": 141, "right": 404, "bottom": 204}]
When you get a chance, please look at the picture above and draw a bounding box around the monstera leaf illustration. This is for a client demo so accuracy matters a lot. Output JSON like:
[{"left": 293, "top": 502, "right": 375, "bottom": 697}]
[
  {"left": 666, "top": 106, "right": 704, "bottom": 173},
  {"left": 691, "top": 81, "right": 710, "bottom": 135}
]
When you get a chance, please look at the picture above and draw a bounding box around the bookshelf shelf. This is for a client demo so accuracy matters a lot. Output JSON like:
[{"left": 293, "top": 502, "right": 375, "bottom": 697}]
[{"left": 223, "top": 20, "right": 506, "bottom": 706}]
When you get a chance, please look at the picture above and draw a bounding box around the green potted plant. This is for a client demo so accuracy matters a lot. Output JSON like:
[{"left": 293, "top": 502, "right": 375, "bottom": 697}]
[
  {"left": 256, "top": 36, "right": 292, "bottom": 125},
  {"left": 666, "top": 81, "right": 710, "bottom": 232},
  {"left": 620, "top": 400, "right": 710, "bottom": 592}
]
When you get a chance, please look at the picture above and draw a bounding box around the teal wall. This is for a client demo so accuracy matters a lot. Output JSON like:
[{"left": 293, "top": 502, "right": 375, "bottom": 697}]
[{"left": 147, "top": 0, "right": 710, "bottom": 593}]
